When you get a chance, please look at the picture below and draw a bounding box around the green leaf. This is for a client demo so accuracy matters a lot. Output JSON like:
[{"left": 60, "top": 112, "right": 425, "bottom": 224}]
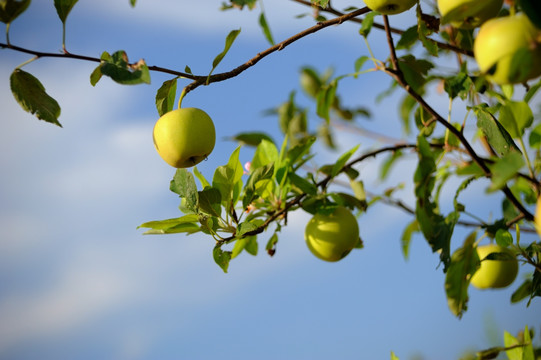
[
  {"left": 495, "top": 229, "right": 513, "bottom": 247},
  {"left": 331, "top": 144, "right": 359, "bottom": 177},
  {"left": 529, "top": 122, "right": 541, "bottom": 149},
  {"left": 54, "top": 0, "right": 78, "bottom": 24},
  {"left": 129, "top": 0, "right": 136, "bottom": 7},
  {"left": 401, "top": 220, "right": 420, "bottom": 260},
  {"left": 475, "top": 105, "right": 520, "bottom": 157},
  {"left": 390, "top": 351, "right": 400, "bottom": 360},
  {"left": 236, "top": 220, "right": 259, "bottom": 238},
  {"left": 138, "top": 214, "right": 200, "bottom": 234},
  {"left": 89, "top": 65, "right": 102, "bottom": 86},
  {"left": 498, "top": 100, "right": 534, "bottom": 139},
  {"left": 94, "top": 50, "right": 151, "bottom": 85},
  {"left": 417, "top": 14, "right": 438, "bottom": 57},
  {"left": 359, "top": 12, "right": 375, "bottom": 38},
  {"left": 524, "top": 78, "right": 541, "bottom": 103},
  {"left": 155, "top": 78, "right": 178, "bottom": 116},
  {"left": 380, "top": 150, "right": 403, "bottom": 180},
  {"left": 487, "top": 151, "right": 525, "bottom": 192},
  {"left": 213, "top": 147, "right": 243, "bottom": 208},
  {"left": 316, "top": 80, "right": 337, "bottom": 121},
  {"left": 505, "top": 326, "right": 535, "bottom": 360},
  {"left": 288, "top": 172, "right": 317, "bottom": 195},
  {"left": 213, "top": 245, "right": 232, "bottom": 273},
  {"left": 170, "top": 169, "right": 199, "bottom": 213},
  {"left": 510, "top": 279, "right": 533, "bottom": 303},
  {"left": 353, "top": 56, "right": 370, "bottom": 77},
  {"left": 398, "top": 55, "right": 434, "bottom": 93},
  {"left": 243, "top": 162, "right": 274, "bottom": 205},
  {"left": 229, "top": 132, "right": 274, "bottom": 147},
  {"left": 399, "top": 94, "right": 416, "bottom": 134},
  {"left": 0, "top": 0, "right": 30, "bottom": 24},
  {"left": 208, "top": 29, "right": 241, "bottom": 82},
  {"left": 198, "top": 187, "right": 222, "bottom": 217},
  {"left": 193, "top": 166, "right": 211, "bottom": 189},
  {"left": 444, "top": 71, "right": 474, "bottom": 100},
  {"left": 232, "top": 235, "right": 258, "bottom": 258},
  {"left": 10, "top": 68, "right": 62, "bottom": 126},
  {"left": 251, "top": 139, "right": 278, "bottom": 171},
  {"left": 395, "top": 25, "right": 418, "bottom": 50},
  {"left": 258, "top": 11, "right": 274, "bottom": 45},
  {"left": 265, "top": 232, "right": 278, "bottom": 256},
  {"left": 445, "top": 232, "right": 479, "bottom": 318},
  {"left": 414, "top": 136, "right": 455, "bottom": 269}
]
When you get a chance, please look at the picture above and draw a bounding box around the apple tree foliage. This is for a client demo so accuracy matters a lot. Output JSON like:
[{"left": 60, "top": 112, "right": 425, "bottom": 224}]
[{"left": 2, "top": 0, "right": 541, "bottom": 347}]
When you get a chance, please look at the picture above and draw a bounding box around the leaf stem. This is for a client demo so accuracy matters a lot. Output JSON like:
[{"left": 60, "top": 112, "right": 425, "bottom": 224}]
[
  {"left": 177, "top": 87, "right": 187, "bottom": 109},
  {"left": 15, "top": 56, "right": 39, "bottom": 69}
]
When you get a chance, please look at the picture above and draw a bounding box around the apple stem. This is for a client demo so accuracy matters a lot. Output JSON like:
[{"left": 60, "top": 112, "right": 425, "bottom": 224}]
[{"left": 178, "top": 87, "right": 187, "bottom": 109}]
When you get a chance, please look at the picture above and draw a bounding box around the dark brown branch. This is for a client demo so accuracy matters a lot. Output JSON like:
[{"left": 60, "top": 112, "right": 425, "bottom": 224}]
[
  {"left": 0, "top": 42, "right": 197, "bottom": 79},
  {"left": 182, "top": 6, "right": 370, "bottom": 95},
  {"left": 381, "top": 15, "right": 535, "bottom": 222},
  {"left": 289, "top": 0, "right": 473, "bottom": 56}
]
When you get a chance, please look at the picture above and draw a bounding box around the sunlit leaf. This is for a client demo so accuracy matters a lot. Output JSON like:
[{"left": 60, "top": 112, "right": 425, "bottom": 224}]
[
  {"left": 138, "top": 214, "right": 200, "bottom": 234},
  {"left": 498, "top": 100, "right": 533, "bottom": 139},
  {"left": 259, "top": 11, "right": 274, "bottom": 45},
  {"left": 155, "top": 78, "right": 178, "bottom": 116},
  {"left": 10, "top": 68, "right": 62, "bottom": 126},
  {"left": 213, "top": 147, "right": 243, "bottom": 208},
  {"left": 475, "top": 105, "right": 520, "bottom": 157},
  {"left": 358, "top": 12, "right": 375, "bottom": 38},
  {"left": 331, "top": 144, "right": 359, "bottom": 177},
  {"left": 251, "top": 139, "right": 278, "bottom": 171},
  {"left": 208, "top": 28, "right": 241, "bottom": 82}
]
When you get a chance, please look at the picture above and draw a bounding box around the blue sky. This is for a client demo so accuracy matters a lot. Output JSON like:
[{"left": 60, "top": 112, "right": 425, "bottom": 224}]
[{"left": 1, "top": 1, "right": 540, "bottom": 359}]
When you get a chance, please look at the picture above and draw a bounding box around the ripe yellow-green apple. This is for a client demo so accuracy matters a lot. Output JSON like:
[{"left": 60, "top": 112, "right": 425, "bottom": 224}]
[
  {"left": 470, "top": 244, "right": 518, "bottom": 289},
  {"left": 437, "top": 0, "right": 502, "bottom": 28},
  {"left": 474, "top": 13, "right": 541, "bottom": 84},
  {"left": 304, "top": 206, "right": 359, "bottom": 262},
  {"left": 363, "top": 0, "right": 417, "bottom": 15},
  {"left": 153, "top": 108, "right": 216, "bottom": 168}
]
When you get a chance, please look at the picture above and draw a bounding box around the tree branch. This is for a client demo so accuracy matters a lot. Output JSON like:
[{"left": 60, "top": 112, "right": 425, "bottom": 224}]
[
  {"left": 182, "top": 6, "right": 370, "bottom": 96},
  {"left": 380, "top": 15, "right": 535, "bottom": 222},
  {"left": 289, "top": 0, "right": 473, "bottom": 56}
]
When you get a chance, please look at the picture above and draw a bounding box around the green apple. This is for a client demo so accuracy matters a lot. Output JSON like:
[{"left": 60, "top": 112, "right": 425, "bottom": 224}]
[
  {"left": 363, "top": 0, "right": 417, "bottom": 15},
  {"left": 470, "top": 244, "right": 518, "bottom": 289},
  {"left": 437, "top": 0, "right": 502, "bottom": 28},
  {"left": 474, "top": 13, "right": 541, "bottom": 84},
  {"left": 153, "top": 108, "right": 216, "bottom": 168},
  {"left": 305, "top": 206, "right": 359, "bottom": 262}
]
